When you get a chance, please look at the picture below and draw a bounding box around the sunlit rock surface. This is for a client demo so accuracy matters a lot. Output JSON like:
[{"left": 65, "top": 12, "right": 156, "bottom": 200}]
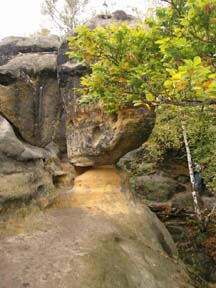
[
  {"left": 0, "top": 166, "right": 194, "bottom": 288},
  {"left": 66, "top": 105, "right": 155, "bottom": 166}
]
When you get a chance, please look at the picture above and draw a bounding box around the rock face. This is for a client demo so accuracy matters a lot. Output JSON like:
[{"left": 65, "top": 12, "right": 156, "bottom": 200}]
[
  {"left": 0, "top": 21, "right": 155, "bottom": 211},
  {"left": 86, "top": 10, "right": 139, "bottom": 29},
  {"left": 0, "top": 35, "right": 68, "bottom": 211},
  {"left": 133, "top": 174, "right": 186, "bottom": 202},
  {"left": 0, "top": 35, "right": 60, "bottom": 65},
  {"left": 17, "top": 166, "right": 193, "bottom": 288},
  {"left": 66, "top": 105, "right": 155, "bottom": 166},
  {"left": 118, "top": 147, "right": 190, "bottom": 203},
  {"left": 0, "top": 35, "right": 66, "bottom": 151},
  {"left": 0, "top": 167, "right": 194, "bottom": 288},
  {"left": 0, "top": 115, "right": 53, "bottom": 160},
  {"left": 0, "top": 115, "right": 56, "bottom": 210},
  {"left": 58, "top": 12, "right": 155, "bottom": 166},
  {"left": 0, "top": 21, "right": 195, "bottom": 287}
]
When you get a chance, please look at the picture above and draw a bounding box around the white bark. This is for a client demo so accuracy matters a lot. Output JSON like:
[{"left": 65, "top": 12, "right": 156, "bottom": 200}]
[{"left": 179, "top": 109, "right": 203, "bottom": 225}]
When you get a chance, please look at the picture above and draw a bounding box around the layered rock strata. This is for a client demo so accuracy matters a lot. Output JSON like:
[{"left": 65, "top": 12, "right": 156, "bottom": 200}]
[
  {"left": 0, "top": 36, "right": 67, "bottom": 210},
  {"left": 0, "top": 115, "right": 55, "bottom": 210}
]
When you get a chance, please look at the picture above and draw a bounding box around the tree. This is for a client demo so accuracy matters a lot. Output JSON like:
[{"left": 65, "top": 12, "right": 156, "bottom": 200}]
[
  {"left": 30, "top": 28, "right": 51, "bottom": 36},
  {"left": 41, "top": 0, "right": 89, "bottom": 34},
  {"left": 67, "top": 23, "right": 165, "bottom": 111},
  {"left": 67, "top": 0, "right": 216, "bottom": 229}
]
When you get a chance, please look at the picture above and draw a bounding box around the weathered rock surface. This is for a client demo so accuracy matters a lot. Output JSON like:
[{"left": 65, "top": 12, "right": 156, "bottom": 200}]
[
  {"left": 58, "top": 12, "right": 155, "bottom": 166},
  {"left": 0, "top": 159, "right": 55, "bottom": 209},
  {"left": 0, "top": 115, "right": 53, "bottom": 160},
  {"left": 0, "top": 167, "right": 194, "bottom": 288},
  {"left": 118, "top": 148, "right": 192, "bottom": 203},
  {"left": 86, "top": 10, "right": 139, "bottom": 29},
  {"left": 0, "top": 35, "right": 60, "bottom": 65},
  {"left": 67, "top": 105, "right": 155, "bottom": 166},
  {"left": 118, "top": 146, "right": 156, "bottom": 173},
  {"left": 133, "top": 174, "right": 186, "bottom": 202},
  {"left": 0, "top": 115, "right": 57, "bottom": 209},
  {"left": 0, "top": 35, "right": 66, "bottom": 151},
  {"left": 0, "top": 53, "right": 57, "bottom": 81}
]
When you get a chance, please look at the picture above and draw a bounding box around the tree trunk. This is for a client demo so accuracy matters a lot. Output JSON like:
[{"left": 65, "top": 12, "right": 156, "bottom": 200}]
[{"left": 179, "top": 109, "right": 203, "bottom": 228}]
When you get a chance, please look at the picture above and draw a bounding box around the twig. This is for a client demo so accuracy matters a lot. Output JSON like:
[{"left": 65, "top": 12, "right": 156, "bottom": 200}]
[{"left": 204, "top": 203, "right": 216, "bottom": 230}]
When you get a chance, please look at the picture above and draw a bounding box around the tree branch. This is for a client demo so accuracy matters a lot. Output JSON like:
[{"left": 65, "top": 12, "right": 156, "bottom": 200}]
[
  {"left": 122, "top": 91, "right": 216, "bottom": 107},
  {"left": 204, "top": 204, "right": 216, "bottom": 230}
]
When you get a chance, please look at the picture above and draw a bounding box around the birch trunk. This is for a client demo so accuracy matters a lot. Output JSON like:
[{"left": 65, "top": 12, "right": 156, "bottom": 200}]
[{"left": 179, "top": 109, "right": 203, "bottom": 226}]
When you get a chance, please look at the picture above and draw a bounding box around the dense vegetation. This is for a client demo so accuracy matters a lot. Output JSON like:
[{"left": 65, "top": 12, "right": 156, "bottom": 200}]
[{"left": 67, "top": 0, "right": 216, "bottom": 196}]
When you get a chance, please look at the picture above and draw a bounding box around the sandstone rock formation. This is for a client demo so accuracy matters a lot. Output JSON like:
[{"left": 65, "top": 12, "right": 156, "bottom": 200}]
[
  {"left": 58, "top": 12, "right": 155, "bottom": 167},
  {"left": 0, "top": 35, "right": 60, "bottom": 65},
  {"left": 0, "top": 35, "right": 66, "bottom": 151},
  {"left": 0, "top": 35, "right": 69, "bottom": 211},
  {"left": 0, "top": 19, "right": 195, "bottom": 287},
  {"left": 0, "top": 115, "right": 53, "bottom": 160},
  {"left": 0, "top": 16, "right": 155, "bottom": 210},
  {"left": 0, "top": 166, "right": 193, "bottom": 288},
  {"left": 86, "top": 10, "right": 139, "bottom": 29},
  {"left": 0, "top": 115, "right": 56, "bottom": 210},
  {"left": 133, "top": 174, "right": 186, "bottom": 202}
]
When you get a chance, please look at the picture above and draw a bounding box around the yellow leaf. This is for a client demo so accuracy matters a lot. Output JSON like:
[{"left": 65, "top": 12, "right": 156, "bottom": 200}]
[
  {"left": 81, "top": 78, "right": 88, "bottom": 86},
  {"left": 172, "top": 72, "right": 184, "bottom": 80},
  {"left": 146, "top": 92, "right": 155, "bottom": 101},
  {"left": 151, "top": 102, "right": 158, "bottom": 106},
  {"left": 208, "top": 74, "right": 216, "bottom": 79},
  {"left": 122, "top": 63, "right": 130, "bottom": 70},
  {"left": 144, "top": 104, "right": 151, "bottom": 110},
  {"left": 133, "top": 100, "right": 142, "bottom": 107},
  {"left": 164, "top": 80, "right": 173, "bottom": 88},
  {"left": 194, "top": 56, "right": 201, "bottom": 65},
  {"left": 166, "top": 68, "right": 176, "bottom": 76}
]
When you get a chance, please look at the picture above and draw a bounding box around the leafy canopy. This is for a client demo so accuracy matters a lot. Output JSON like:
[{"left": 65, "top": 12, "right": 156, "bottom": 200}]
[
  {"left": 67, "top": 0, "right": 216, "bottom": 112},
  {"left": 67, "top": 0, "right": 216, "bottom": 190},
  {"left": 68, "top": 23, "right": 164, "bottom": 112}
]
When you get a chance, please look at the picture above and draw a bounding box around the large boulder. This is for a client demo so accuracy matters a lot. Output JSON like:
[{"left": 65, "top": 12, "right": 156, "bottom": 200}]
[
  {"left": 0, "top": 158, "right": 55, "bottom": 210},
  {"left": 66, "top": 104, "right": 155, "bottom": 167},
  {"left": 0, "top": 35, "right": 60, "bottom": 65},
  {"left": 0, "top": 35, "right": 66, "bottom": 151},
  {"left": 86, "top": 10, "right": 139, "bottom": 29},
  {"left": 133, "top": 174, "right": 186, "bottom": 202},
  {"left": 58, "top": 12, "right": 155, "bottom": 166}
]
